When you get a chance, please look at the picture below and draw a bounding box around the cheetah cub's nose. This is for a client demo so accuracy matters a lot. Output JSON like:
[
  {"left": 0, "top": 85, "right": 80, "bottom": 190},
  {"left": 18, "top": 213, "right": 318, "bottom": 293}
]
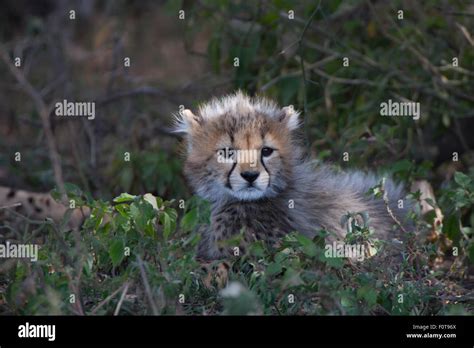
[{"left": 241, "top": 171, "right": 260, "bottom": 183}]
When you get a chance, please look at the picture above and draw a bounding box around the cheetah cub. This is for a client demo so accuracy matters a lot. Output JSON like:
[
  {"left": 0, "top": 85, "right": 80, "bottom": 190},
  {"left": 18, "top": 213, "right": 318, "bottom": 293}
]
[{"left": 174, "top": 91, "right": 410, "bottom": 260}]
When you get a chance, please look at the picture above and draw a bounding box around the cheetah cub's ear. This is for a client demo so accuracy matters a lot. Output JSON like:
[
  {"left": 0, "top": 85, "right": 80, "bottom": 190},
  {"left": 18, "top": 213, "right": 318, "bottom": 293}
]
[
  {"left": 280, "top": 105, "right": 301, "bottom": 131},
  {"left": 174, "top": 108, "right": 202, "bottom": 134}
]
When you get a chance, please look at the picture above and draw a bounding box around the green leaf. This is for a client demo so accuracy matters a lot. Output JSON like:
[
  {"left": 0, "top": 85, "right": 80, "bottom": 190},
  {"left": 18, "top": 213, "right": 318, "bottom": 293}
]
[
  {"left": 51, "top": 182, "right": 83, "bottom": 202},
  {"left": 320, "top": 252, "right": 345, "bottom": 269},
  {"left": 114, "top": 204, "right": 130, "bottom": 218},
  {"left": 109, "top": 239, "right": 125, "bottom": 267},
  {"left": 164, "top": 207, "right": 177, "bottom": 233},
  {"left": 64, "top": 183, "right": 84, "bottom": 198},
  {"left": 183, "top": 232, "right": 201, "bottom": 247},
  {"left": 340, "top": 292, "right": 356, "bottom": 309},
  {"left": 391, "top": 159, "right": 412, "bottom": 174},
  {"left": 281, "top": 267, "right": 304, "bottom": 288},
  {"left": 181, "top": 208, "right": 198, "bottom": 232},
  {"left": 161, "top": 212, "right": 172, "bottom": 239},
  {"left": 454, "top": 172, "right": 471, "bottom": 188},
  {"left": 129, "top": 203, "right": 140, "bottom": 220},
  {"left": 49, "top": 188, "right": 61, "bottom": 202},
  {"left": 266, "top": 262, "right": 282, "bottom": 276},
  {"left": 143, "top": 193, "right": 159, "bottom": 210},
  {"left": 130, "top": 200, "right": 156, "bottom": 234},
  {"left": 249, "top": 241, "right": 265, "bottom": 258},
  {"left": 295, "top": 234, "right": 318, "bottom": 257},
  {"left": 113, "top": 193, "right": 136, "bottom": 203},
  {"left": 357, "top": 285, "right": 377, "bottom": 307},
  {"left": 442, "top": 215, "right": 461, "bottom": 245}
]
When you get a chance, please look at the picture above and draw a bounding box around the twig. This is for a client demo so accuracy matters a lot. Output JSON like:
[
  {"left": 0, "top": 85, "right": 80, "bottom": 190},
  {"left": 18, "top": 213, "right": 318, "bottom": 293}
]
[
  {"left": 90, "top": 282, "right": 129, "bottom": 315},
  {"left": 2, "top": 208, "right": 54, "bottom": 225},
  {"left": 381, "top": 178, "right": 408, "bottom": 234},
  {"left": 71, "top": 224, "right": 86, "bottom": 316},
  {"left": 137, "top": 255, "right": 159, "bottom": 315},
  {"left": 456, "top": 23, "right": 474, "bottom": 46},
  {"left": 310, "top": 67, "right": 379, "bottom": 86},
  {"left": 260, "top": 54, "right": 338, "bottom": 91},
  {"left": 0, "top": 202, "right": 22, "bottom": 210},
  {"left": 297, "top": 1, "right": 322, "bottom": 150},
  {"left": 114, "top": 282, "right": 130, "bottom": 316}
]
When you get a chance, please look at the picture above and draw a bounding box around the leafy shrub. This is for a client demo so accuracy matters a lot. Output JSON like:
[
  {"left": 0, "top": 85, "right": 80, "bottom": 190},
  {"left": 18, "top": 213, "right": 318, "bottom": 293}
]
[{"left": 1, "top": 177, "right": 472, "bottom": 315}]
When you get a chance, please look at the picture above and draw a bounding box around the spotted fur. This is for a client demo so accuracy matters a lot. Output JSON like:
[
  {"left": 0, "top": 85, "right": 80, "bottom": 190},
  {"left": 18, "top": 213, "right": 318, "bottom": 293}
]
[
  {"left": 0, "top": 186, "right": 86, "bottom": 228},
  {"left": 175, "top": 91, "right": 411, "bottom": 260}
]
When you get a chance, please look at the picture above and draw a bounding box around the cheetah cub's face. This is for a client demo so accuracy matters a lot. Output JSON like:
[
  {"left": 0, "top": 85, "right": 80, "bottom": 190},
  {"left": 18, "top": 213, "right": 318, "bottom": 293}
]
[{"left": 175, "top": 92, "right": 301, "bottom": 202}]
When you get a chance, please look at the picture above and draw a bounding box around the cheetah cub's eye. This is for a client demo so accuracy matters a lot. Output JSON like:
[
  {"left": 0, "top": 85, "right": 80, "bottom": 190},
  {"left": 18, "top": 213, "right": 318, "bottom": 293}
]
[
  {"left": 261, "top": 147, "right": 274, "bottom": 157},
  {"left": 226, "top": 148, "right": 235, "bottom": 159}
]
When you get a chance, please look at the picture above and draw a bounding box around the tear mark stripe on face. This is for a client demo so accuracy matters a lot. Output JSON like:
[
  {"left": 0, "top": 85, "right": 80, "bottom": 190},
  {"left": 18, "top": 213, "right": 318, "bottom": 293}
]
[
  {"left": 226, "top": 162, "right": 237, "bottom": 189},
  {"left": 260, "top": 152, "right": 271, "bottom": 187}
]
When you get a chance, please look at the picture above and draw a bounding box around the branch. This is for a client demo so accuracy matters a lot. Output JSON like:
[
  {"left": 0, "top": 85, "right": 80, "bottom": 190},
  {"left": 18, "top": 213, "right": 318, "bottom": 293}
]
[
  {"left": 380, "top": 178, "right": 408, "bottom": 234},
  {"left": 114, "top": 282, "right": 130, "bottom": 316},
  {"left": 260, "top": 54, "right": 338, "bottom": 91},
  {"left": 90, "top": 282, "right": 129, "bottom": 315},
  {"left": 310, "top": 66, "right": 379, "bottom": 86},
  {"left": 137, "top": 256, "right": 159, "bottom": 315},
  {"left": 0, "top": 47, "right": 65, "bottom": 197},
  {"left": 96, "top": 86, "right": 183, "bottom": 108},
  {"left": 456, "top": 23, "right": 474, "bottom": 46},
  {"left": 297, "top": 1, "right": 322, "bottom": 150}
]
